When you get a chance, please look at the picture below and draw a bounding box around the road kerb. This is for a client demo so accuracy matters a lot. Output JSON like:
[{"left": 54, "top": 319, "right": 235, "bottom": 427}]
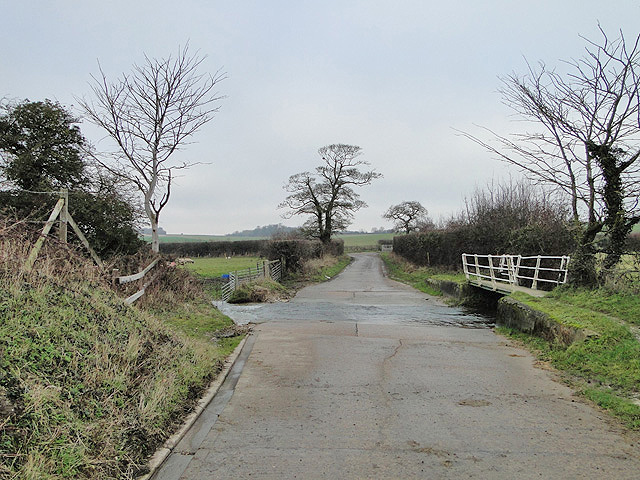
[{"left": 137, "top": 334, "right": 249, "bottom": 480}]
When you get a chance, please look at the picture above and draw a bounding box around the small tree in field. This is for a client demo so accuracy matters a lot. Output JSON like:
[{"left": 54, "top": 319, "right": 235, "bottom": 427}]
[
  {"left": 383, "top": 201, "right": 430, "bottom": 234},
  {"left": 79, "top": 46, "right": 225, "bottom": 252},
  {"left": 279, "top": 144, "right": 381, "bottom": 244}
]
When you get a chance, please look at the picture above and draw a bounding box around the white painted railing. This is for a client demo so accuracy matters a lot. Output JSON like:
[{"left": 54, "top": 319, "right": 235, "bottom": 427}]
[
  {"left": 221, "top": 259, "right": 282, "bottom": 302},
  {"left": 461, "top": 254, "right": 570, "bottom": 291},
  {"left": 113, "top": 258, "right": 161, "bottom": 304}
]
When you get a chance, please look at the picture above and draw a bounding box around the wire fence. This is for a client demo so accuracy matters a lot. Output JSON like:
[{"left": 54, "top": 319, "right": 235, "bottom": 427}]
[{"left": 221, "top": 260, "right": 282, "bottom": 302}]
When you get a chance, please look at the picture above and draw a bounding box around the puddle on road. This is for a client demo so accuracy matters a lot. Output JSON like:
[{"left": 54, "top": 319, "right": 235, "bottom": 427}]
[{"left": 215, "top": 300, "right": 494, "bottom": 329}]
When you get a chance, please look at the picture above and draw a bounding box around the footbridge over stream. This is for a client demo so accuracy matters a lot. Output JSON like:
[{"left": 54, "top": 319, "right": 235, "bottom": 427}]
[{"left": 461, "top": 253, "right": 570, "bottom": 297}]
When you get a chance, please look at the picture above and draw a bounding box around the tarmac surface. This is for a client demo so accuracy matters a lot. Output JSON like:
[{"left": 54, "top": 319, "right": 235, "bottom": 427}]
[{"left": 153, "top": 253, "right": 640, "bottom": 479}]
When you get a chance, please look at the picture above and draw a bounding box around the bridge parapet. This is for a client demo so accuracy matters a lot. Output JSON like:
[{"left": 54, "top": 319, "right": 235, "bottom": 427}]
[{"left": 461, "top": 254, "right": 570, "bottom": 295}]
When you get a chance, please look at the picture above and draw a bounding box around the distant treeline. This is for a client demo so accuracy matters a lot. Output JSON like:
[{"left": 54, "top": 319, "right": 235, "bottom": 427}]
[{"left": 228, "top": 224, "right": 298, "bottom": 237}]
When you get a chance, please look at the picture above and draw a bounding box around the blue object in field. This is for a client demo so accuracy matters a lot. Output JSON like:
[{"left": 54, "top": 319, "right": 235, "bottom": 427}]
[{"left": 222, "top": 274, "right": 230, "bottom": 280}]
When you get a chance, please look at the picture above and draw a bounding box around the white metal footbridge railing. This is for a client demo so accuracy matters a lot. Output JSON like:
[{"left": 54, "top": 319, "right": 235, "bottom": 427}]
[{"left": 461, "top": 254, "right": 570, "bottom": 293}]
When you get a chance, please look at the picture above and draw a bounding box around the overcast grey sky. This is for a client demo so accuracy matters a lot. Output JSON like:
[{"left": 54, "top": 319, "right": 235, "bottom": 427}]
[{"left": 3, "top": 1, "right": 640, "bottom": 234}]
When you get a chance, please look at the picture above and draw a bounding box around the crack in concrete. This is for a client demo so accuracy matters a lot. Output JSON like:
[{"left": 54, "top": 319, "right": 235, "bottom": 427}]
[{"left": 386, "top": 339, "right": 404, "bottom": 363}]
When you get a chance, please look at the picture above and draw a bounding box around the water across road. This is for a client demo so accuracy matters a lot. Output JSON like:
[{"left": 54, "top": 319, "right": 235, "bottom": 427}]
[
  {"left": 217, "top": 252, "right": 490, "bottom": 328},
  {"left": 155, "top": 253, "right": 640, "bottom": 479}
]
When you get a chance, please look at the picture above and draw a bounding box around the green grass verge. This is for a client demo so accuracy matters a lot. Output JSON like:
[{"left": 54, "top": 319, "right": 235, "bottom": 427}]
[
  {"left": 547, "top": 287, "right": 640, "bottom": 325},
  {"left": 499, "top": 288, "right": 640, "bottom": 430},
  {"left": 307, "top": 255, "right": 352, "bottom": 282},
  {"left": 380, "top": 252, "right": 465, "bottom": 296},
  {"left": 162, "top": 300, "right": 242, "bottom": 346}
]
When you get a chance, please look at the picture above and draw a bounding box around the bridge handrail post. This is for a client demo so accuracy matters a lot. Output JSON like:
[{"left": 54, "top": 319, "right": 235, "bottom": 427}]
[
  {"left": 474, "top": 254, "right": 480, "bottom": 281},
  {"left": 488, "top": 254, "right": 497, "bottom": 290},
  {"left": 506, "top": 255, "right": 514, "bottom": 285},
  {"left": 532, "top": 256, "right": 542, "bottom": 290},
  {"left": 560, "top": 256, "right": 570, "bottom": 284},
  {"left": 462, "top": 254, "right": 470, "bottom": 280}
]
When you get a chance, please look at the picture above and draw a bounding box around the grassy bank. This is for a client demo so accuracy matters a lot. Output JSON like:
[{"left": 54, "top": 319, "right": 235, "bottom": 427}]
[
  {"left": 380, "top": 252, "right": 465, "bottom": 296},
  {"left": 1, "top": 229, "right": 242, "bottom": 479},
  {"left": 299, "top": 254, "right": 352, "bottom": 283},
  {"left": 228, "top": 254, "right": 353, "bottom": 302}
]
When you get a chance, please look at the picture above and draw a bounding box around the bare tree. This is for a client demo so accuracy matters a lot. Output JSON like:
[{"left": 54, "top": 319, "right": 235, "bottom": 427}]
[
  {"left": 383, "top": 201, "right": 430, "bottom": 234},
  {"left": 79, "top": 45, "right": 225, "bottom": 252},
  {"left": 279, "top": 144, "right": 382, "bottom": 244},
  {"left": 460, "top": 27, "right": 640, "bottom": 285}
]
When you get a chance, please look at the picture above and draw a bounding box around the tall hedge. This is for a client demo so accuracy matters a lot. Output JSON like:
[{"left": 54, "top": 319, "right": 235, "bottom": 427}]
[
  {"left": 265, "top": 239, "right": 344, "bottom": 273},
  {"left": 393, "top": 221, "right": 575, "bottom": 269},
  {"left": 393, "top": 181, "right": 576, "bottom": 268},
  {"left": 159, "top": 240, "right": 268, "bottom": 257}
]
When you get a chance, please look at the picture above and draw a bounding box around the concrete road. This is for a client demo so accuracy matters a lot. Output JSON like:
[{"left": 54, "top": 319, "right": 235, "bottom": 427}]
[{"left": 155, "top": 253, "right": 640, "bottom": 479}]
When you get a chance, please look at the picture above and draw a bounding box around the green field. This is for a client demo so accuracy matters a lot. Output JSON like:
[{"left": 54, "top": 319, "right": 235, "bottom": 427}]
[
  {"left": 336, "top": 233, "right": 394, "bottom": 246},
  {"left": 147, "top": 232, "right": 396, "bottom": 247},
  {"left": 184, "top": 256, "right": 265, "bottom": 278}
]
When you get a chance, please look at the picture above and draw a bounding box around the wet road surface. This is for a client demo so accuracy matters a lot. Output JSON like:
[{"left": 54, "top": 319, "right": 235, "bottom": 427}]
[
  {"left": 216, "top": 252, "right": 490, "bottom": 328},
  {"left": 154, "top": 253, "right": 640, "bottom": 479}
]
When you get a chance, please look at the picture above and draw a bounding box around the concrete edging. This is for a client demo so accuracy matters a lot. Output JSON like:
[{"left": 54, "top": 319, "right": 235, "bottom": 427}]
[
  {"left": 431, "top": 278, "right": 594, "bottom": 346},
  {"left": 426, "top": 278, "right": 473, "bottom": 300},
  {"left": 496, "top": 296, "right": 595, "bottom": 346},
  {"left": 137, "top": 335, "right": 249, "bottom": 480}
]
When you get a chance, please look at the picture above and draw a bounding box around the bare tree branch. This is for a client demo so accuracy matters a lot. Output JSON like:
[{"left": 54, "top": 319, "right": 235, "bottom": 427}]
[
  {"left": 459, "top": 27, "right": 640, "bottom": 284},
  {"left": 78, "top": 45, "right": 225, "bottom": 252},
  {"left": 279, "top": 144, "right": 382, "bottom": 243}
]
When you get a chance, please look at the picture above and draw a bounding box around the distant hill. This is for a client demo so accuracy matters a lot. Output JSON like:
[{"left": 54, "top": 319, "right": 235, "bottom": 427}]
[
  {"left": 140, "top": 226, "right": 167, "bottom": 235},
  {"left": 228, "top": 224, "right": 298, "bottom": 237}
]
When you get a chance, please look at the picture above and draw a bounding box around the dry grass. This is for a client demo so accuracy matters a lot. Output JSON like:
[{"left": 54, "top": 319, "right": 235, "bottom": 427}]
[
  {"left": 300, "top": 254, "right": 351, "bottom": 282},
  {"left": 0, "top": 216, "right": 239, "bottom": 479}
]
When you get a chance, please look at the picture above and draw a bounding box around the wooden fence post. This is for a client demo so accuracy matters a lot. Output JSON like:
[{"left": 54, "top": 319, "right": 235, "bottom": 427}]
[
  {"left": 23, "top": 197, "right": 65, "bottom": 273},
  {"left": 67, "top": 214, "right": 103, "bottom": 268},
  {"left": 59, "top": 189, "right": 68, "bottom": 244}
]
